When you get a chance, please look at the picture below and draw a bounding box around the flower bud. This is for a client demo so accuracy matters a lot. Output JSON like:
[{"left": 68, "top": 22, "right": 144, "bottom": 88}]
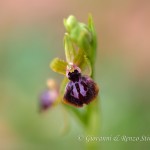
[
  {"left": 64, "top": 15, "right": 78, "bottom": 33},
  {"left": 47, "top": 79, "right": 57, "bottom": 90},
  {"left": 39, "top": 89, "right": 58, "bottom": 111},
  {"left": 64, "top": 15, "right": 95, "bottom": 58},
  {"left": 39, "top": 79, "right": 58, "bottom": 111}
]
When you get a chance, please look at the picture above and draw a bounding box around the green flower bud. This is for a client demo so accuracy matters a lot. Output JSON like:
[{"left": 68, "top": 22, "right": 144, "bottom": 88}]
[
  {"left": 64, "top": 15, "right": 78, "bottom": 33},
  {"left": 70, "top": 24, "right": 92, "bottom": 51},
  {"left": 64, "top": 15, "right": 97, "bottom": 66}
]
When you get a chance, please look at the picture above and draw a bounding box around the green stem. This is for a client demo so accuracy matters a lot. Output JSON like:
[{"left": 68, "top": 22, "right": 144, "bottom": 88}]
[{"left": 84, "top": 38, "right": 100, "bottom": 149}]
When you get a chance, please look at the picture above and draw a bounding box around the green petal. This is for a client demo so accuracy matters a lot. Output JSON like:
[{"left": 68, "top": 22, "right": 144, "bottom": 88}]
[
  {"left": 64, "top": 34, "right": 76, "bottom": 63},
  {"left": 74, "top": 49, "right": 92, "bottom": 76},
  {"left": 80, "top": 56, "right": 92, "bottom": 76},
  {"left": 50, "top": 58, "right": 68, "bottom": 75},
  {"left": 73, "top": 48, "right": 84, "bottom": 67}
]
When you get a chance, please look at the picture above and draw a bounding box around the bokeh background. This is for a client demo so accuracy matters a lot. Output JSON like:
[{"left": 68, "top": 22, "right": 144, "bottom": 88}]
[{"left": 0, "top": 0, "right": 150, "bottom": 150}]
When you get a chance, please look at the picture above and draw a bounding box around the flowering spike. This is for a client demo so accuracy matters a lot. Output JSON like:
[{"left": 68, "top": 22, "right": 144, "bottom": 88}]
[{"left": 49, "top": 15, "right": 99, "bottom": 108}]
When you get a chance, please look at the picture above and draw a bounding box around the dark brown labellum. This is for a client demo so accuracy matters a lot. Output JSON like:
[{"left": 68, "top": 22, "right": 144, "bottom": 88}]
[{"left": 63, "top": 69, "right": 99, "bottom": 107}]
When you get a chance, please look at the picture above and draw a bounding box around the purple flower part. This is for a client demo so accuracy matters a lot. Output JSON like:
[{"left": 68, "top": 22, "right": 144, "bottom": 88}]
[
  {"left": 63, "top": 69, "right": 99, "bottom": 107},
  {"left": 40, "top": 90, "right": 58, "bottom": 111}
]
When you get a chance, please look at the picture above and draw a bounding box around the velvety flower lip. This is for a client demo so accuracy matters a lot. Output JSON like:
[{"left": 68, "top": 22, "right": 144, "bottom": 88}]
[{"left": 63, "top": 68, "right": 99, "bottom": 107}]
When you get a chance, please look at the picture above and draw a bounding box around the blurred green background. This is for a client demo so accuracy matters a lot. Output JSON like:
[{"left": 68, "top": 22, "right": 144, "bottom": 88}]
[{"left": 0, "top": 0, "right": 150, "bottom": 150}]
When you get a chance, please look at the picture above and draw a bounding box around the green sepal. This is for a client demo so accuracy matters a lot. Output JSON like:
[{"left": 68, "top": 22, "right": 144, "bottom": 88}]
[
  {"left": 73, "top": 48, "right": 84, "bottom": 66},
  {"left": 80, "top": 55, "right": 92, "bottom": 76},
  {"left": 59, "top": 77, "right": 69, "bottom": 100},
  {"left": 64, "top": 34, "right": 76, "bottom": 63},
  {"left": 50, "top": 58, "right": 68, "bottom": 75}
]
